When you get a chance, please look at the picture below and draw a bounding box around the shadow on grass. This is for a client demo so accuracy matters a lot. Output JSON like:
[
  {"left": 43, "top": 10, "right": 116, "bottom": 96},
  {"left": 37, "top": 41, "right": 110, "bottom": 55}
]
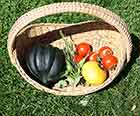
[{"left": 101, "top": 33, "right": 140, "bottom": 91}]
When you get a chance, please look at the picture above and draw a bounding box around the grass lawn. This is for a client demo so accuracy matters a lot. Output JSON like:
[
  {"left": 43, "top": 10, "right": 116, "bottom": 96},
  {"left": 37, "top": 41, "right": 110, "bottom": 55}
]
[{"left": 0, "top": 0, "right": 140, "bottom": 116}]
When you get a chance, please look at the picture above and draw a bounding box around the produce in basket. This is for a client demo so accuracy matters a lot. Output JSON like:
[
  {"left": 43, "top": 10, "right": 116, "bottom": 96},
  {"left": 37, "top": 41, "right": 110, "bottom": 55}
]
[
  {"left": 25, "top": 30, "right": 118, "bottom": 88},
  {"left": 26, "top": 43, "right": 65, "bottom": 85},
  {"left": 87, "top": 52, "right": 99, "bottom": 61},
  {"left": 55, "top": 31, "right": 88, "bottom": 88},
  {"left": 98, "top": 46, "right": 113, "bottom": 58},
  {"left": 81, "top": 61, "right": 107, "bottom": 85},
  {"left": 55, "top": 31, "right": 118, "bottom": 88},
  {"left": 101, "top": 55, "right": 118, "bottom": 69},
  {"left": 73, "top": 54, "right": 83, "bottom": 63},
  {"left": 76, "top": 42, "right": 91, "bottom": 57}
]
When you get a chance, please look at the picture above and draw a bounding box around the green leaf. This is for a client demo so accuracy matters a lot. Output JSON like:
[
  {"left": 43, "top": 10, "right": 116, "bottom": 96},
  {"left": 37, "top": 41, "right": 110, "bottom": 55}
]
[
  {"left": 55, "top": 80, "right": 68, "bottom": 88},
  {"left": 58, "top": 30, "right": 83, "bottom": 88},
  {"left": 78, "top": 55, "right": 87, "bottom": 68},
  {"left": 66, "top": 60, "right": 73, "bottom": 72},
  {"left": 60, "top": 30, "right": 75, "bottom": 57},
  {"left": 73, "top": 76, "right": 82, "bottom": 86},
  {"left": 97, "top": 56, "right": 102, "bottom": 63},
  {"left": 66, "top": 77, "right": 75, "bottom": 86}
]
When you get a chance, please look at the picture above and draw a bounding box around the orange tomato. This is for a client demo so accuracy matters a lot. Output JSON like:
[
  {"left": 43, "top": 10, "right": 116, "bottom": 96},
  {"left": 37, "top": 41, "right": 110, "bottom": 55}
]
[
  {"left": 76, "top": 43, "right": 91, "bottom": 57},
  {"left": 73, "top": 55, "right": 83, "bottom": 63},
  {"left": 98, "top": 46, "right": 113, "bottom": 58},
  {"left": 87, "top": 52, "right": 98, "bottom": 61},
  {"left": 102, "top": 55, "right": 118, "bottom": 69}
]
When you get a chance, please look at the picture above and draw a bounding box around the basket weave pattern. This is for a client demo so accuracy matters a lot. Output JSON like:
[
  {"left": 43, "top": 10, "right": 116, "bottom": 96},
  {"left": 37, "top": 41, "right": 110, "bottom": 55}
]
[{"left": 8, "top": 2, "right": 132, "bottom": 96}]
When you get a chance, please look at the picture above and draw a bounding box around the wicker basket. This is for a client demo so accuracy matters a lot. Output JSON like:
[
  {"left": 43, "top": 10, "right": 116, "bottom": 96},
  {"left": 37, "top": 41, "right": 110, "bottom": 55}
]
[{"left": 8, "top": 2, "right": 132, "bottom": 96}]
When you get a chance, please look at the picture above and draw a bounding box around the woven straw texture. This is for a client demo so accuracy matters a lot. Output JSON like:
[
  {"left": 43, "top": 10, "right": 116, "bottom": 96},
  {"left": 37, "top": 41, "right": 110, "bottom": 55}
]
[{"left": 8, "top": 2, "right": 132, "bottom": 96}]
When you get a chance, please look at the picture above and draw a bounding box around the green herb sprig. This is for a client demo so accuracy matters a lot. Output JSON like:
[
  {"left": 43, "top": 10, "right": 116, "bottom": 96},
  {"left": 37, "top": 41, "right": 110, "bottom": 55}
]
[{"left": 55, "top": 31, "right": 86, "bottom": 88}]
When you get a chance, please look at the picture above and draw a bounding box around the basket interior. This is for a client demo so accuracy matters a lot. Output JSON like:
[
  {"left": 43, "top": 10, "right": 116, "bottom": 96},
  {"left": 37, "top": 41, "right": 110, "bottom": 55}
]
[{"left": 14, "top": 21, "right": 125, "bottom": 93}]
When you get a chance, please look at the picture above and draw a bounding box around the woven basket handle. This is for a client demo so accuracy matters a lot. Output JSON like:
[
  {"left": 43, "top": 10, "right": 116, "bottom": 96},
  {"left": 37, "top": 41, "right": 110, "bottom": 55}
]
[{"left": 8, "top": 2, "right": 132, "bottom": 64}]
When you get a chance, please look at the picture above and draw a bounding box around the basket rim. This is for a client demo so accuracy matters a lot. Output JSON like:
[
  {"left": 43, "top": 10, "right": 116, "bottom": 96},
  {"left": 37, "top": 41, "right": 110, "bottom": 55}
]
[{"left": 8, "top": 2, "right": 132, "bottom": 64}]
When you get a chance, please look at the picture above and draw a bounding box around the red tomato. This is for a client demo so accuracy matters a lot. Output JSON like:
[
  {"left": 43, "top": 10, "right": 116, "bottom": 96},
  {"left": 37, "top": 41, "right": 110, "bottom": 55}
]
[
  {"left": 73, "top": 55, "right": 83, "bottom": 63},
  {"left": 98, "top": 46, "right": 113, "bottom": 58},
  {"left": 87, "top": 52, "right": 98, "bottom": 61},
  {"left": 76, "top": 43, "right": 91, "bottom": 57},
  {"left": 102, "top": 55, "right": 118, "bottom": 69}
]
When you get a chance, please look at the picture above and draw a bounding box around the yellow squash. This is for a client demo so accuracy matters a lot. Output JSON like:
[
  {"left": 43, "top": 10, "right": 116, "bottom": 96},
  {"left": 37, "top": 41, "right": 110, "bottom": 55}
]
[{"left": 81, "top": 61, "right": 107, "bottom": 85}]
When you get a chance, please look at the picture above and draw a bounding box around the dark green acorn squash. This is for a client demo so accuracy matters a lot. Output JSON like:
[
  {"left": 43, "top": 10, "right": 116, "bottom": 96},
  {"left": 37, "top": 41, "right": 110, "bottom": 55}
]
[{"left": 26, "top": 43, "right": 65, "bottom": 85}]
